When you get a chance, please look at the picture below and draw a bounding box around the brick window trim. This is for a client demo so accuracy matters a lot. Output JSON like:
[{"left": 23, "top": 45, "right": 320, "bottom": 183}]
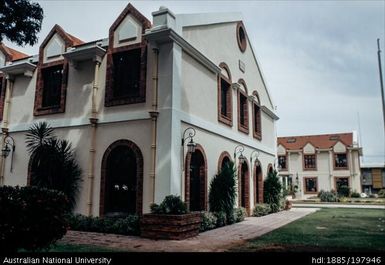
[
  {"left": 303, "top": 176, "right": 318, "bottom": 194},
  {"left": 99, "top": 139, "right": 144, "bottom": 216},
  {"left": 253, "top": 160, "right": 264, "bottom": 204},
  {"left": 334, "top": 176, "right": 350, "bottom": 191},
  {"left": 333, "top": 151, "right": 349, "bottom": 170},
  {"left": 252, "top": 101, "right": 262, "bottom": 140},
  {"left": 303, "top": 153, "right": 317, "bottom": 171},
  {"left": 237, "top": 88, "right": 249, "bottom": 134},
  {"left": 217, "top": 62, "right": 233, "bottom": 127},
  {"left": 105, "top": 4, "right": 151, "bottom": 108},
  {"left": 34, "top": 60, "right": 68, "bottom": 116},
  {"left": 238, "top": 159, "right": 250, "bottom": 215},
  {"left": 104, "top": 43, "right": 148, "bottom": 107},
  {"left": 0, "top": 75, "right": 5, "bottom": 121},
  {"left": 184, "top": 144, "right": 208, "bottom": 212},
  {"left": 278, "top": 154, "right": 288, "bottom": 171},
  {"left": 236, "top": 21, "right": 247, "bottom": 53},
  {"left": 217, "top": 151, "right": 232, "bottom": 172}
]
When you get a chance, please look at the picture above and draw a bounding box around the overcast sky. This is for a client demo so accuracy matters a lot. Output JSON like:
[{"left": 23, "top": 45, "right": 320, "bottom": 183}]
[{"left": 4, "top": 0, "right": 385, "bottom": 165}]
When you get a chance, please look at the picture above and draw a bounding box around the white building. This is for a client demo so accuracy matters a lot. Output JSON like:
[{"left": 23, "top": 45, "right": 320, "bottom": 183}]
[
  {"left": 277, "top": 133, "right": 362, "bottom": 199},
  {"left": 0, "top": 3, "right": 278, "bottom": 216}
]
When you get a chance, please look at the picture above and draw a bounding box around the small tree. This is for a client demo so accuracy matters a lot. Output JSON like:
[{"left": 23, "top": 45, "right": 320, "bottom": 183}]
[
  {"left": 263, "top": 170, "right": 282, "bottom": 212},
  {"left": 0, "top": 0, "right": 44, "bottom": 46},
  {"left": 26, "top": 122, "right": 82, "bottom": 211},
  {"left": 209, "top": 161, "right": 237, "bottom": 220}
]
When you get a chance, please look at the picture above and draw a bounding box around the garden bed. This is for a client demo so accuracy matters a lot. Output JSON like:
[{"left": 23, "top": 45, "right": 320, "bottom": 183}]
[{"left": 140, "top": 212, "right": 201, "bottom": 240}]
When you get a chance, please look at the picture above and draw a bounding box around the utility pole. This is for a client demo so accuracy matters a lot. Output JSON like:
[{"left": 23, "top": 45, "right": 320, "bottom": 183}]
[{"left": 377, "top": 38, "right": 385, "bottom": 163}]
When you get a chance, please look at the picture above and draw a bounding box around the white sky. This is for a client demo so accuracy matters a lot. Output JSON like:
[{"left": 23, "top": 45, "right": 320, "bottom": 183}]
[{"left": 4, "top": 0, "right": 385, "bottom": 164}]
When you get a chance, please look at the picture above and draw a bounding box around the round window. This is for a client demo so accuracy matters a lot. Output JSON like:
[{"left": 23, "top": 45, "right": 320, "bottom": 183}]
[{"left": 237, "top": 22, "right": 247, "bottom": 52}]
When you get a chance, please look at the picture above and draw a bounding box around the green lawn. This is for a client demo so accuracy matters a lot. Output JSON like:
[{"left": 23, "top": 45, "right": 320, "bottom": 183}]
[
  {"left": 231, "top": 208, "right": 385, "bottom": 252},
  {"left": 20, "top": 243, "right": 120, "bottom": 252}
]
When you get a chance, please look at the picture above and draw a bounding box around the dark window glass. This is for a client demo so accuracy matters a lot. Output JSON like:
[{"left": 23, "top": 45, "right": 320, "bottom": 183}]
[
  {"left": 305, "top": 178, "right": 317, "bottom": 193},
  {"left": 278, "top": 155, "right": 287, "bottom": 170},
  {"left": 304, "top": 154, "right": 316, "bottom": 169},
  {"left": 42, "top": 64, "right": 63, "bottom": 108},
  {"left": 254, "top": 103, "right": 261, "bottom": 136},
  {"left": 336, "top": 177, "right": 349, "bottom": 196},
  {"left": 220, "top": 78, "right": 230, "bottom": 117},
  {"left": 240, "top": 93, "right": 247, "bottom": 126},
  {"left": 112, "top": 48, "right": 141, "bottom": 98},
  {"left": 335, "top": 153, "right": 347, "bottom": 168}
]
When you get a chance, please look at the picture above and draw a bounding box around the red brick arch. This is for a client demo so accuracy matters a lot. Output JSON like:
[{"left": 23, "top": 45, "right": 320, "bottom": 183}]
[
  {"left": 100, "top": 139, "right": 144, "bottom": 216},
  {"left": 185, "top": 144, "right": 208, "bottom": 211},
  {"left": 253, "top": 160, "right": 264, "bottom": 204},
  {"left": 217, "top": 151, "right": 232, "bottom": 172},
  {"left": 238, "top": 158, "right": 250, "bottom": 215}
]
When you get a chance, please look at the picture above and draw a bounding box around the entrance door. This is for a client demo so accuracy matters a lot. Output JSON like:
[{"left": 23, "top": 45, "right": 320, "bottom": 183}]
[
  {"left": 189, "top": 150, "right": 205, "bottom": 211},
  {"left": 254, "top": 162, "right": 263, "bottom": 203}
]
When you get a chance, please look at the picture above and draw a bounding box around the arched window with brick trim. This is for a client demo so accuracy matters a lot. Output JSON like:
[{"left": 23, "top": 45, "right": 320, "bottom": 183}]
[
  {"left": 237, "top": 79, "right": 249, "bottom": 134},
  {"left": 217, "top": 62, "right": 233, "bottom": 126},
  {"left": 252, "top": 90, "right": 262, "bottom": 140}
]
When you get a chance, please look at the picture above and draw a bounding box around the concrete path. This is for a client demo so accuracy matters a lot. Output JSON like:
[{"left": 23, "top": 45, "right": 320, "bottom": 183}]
[
  {"left": 293, "top": 203, "right": 385, "bottom": 209},
  {"left": 60, "top": 208, "right": 318, "bottom": 252}
]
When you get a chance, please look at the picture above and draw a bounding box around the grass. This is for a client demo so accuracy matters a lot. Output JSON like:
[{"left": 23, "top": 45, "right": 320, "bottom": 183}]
[
  {"left": 293, "top": 198, "right": 385, "bottom": 205},
  {"left": 231, "top": 208, "right": 385, "bottom": 252}
]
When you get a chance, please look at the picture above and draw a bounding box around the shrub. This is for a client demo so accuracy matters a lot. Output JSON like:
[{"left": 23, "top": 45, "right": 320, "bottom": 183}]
[
  {"left": 0, "top": 186, "right": 69, "bottom": 252},
  {"left": 263, "top": 170, "right": 282, "bottom": 211},
  {"left": 253, "top": 203, "right": 270, "bottom": 217},
  {"left": 150, "top": 195, "right": 187, "bottom": 214},
  {"left": 351, "top": 191, "right": 360, "bottom": 198},
  {"left": 200, "top": 212, "right": 217, "bottom": 232},
  {"left": 67, "top": 214, "right": 140, "bottom": 235},
  {"left": 337, "top": 185, "right": 350, "bottom": 197},
  {"left": 284, "top": 199, "right": 292, "bottom": 210},
  {"left": 320, "top": 190, "right": 338, "bottom": 202},
  {"left": 26, "top": 122, "right": 82, "bottom": 211},
  {"left": 269, "top": 203, "right": 281, "bottom": 213},
  {"left": 214, "top": 211, "right": 227, "bottom": 227},
  {"left": 209, "top": 161, "right": 237, "bottom": 222},
  {"left": 378, "top": 189, "right": 385, "bottom": 198},
  {"left": 234, "top": 207, "right": 247, "bottom": 223}
]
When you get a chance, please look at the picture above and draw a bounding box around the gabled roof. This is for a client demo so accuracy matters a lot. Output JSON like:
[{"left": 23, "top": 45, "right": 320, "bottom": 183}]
[
  {"left": 40, "top": 24, "right": 84, "bottom": 50},
  {"left": 278, "top": 133, "right": 353, "bottom": 150},
  {"left": 0, "top": 43, "right": 29, "bottom": 61}
]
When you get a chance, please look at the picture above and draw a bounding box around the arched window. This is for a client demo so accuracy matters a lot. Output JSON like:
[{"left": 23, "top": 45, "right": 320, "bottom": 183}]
[
  {"left": 238, "top": 159, "right": 250, "bottom": 214},
  {"left": 100, "top": 139, "right": 143, "bottom": 216},
  {"left": 218, "top": 63, "right": 233, "bottom": 126},
  {"left": 236, "top": 22, "right": 247, "bottom": 52},
  {"left": 217, "top": 151, "right": 231, "bottom": 172},
  {"left": 238, "top": 79, "right": 249, "bottom": 134},
  {"left": 252, "top": 90, "right": 262, "bottom": 140},
  {"left": 253, "top": 160, "right": 263, "bottom": 204}
]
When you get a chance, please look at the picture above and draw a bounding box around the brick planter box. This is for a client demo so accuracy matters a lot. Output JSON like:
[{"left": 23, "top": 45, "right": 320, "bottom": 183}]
[{"left": 140, "top": 212, "right": 202, "bottom": 240}]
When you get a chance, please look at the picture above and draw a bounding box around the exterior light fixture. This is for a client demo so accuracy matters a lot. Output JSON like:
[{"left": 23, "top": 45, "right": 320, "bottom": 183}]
[
  {"left": 1, "top": 135, "right": 16, "bottom": 172},
  {"left": 250, "top": 150, "right": 260, "bottom": 165},
  {"left": 234, "top": 144, "right": 245, "bottom": 164},
  {"left": 182, "top": 127, "right": 197, "bottom": 154}
]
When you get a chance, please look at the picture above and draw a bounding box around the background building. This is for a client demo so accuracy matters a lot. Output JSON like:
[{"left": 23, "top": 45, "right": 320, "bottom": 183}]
[
  {"left": 361, "top": 164, "right": 385, "bottom": 195},
  {"left": 277, "top": 132, "right": 362, "bottom": 199}
]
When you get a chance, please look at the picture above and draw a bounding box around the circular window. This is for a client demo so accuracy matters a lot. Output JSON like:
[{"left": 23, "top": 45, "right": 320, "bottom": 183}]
[{"left": 237, "top": 22, "right": 247, "bottom": 52}]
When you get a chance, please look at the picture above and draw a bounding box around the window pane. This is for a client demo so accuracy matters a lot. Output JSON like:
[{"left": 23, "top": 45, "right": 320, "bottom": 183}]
[
  {"left": 305, "top": 178, "right": 317, "bottom": 193},
  {"left": 335, "top": 153, "right": 347, "bottom": 168},
  {"left": 221, "top": 79, "right": 229, "bottom": 117},
  {"left": 240, "top": 94, "right": 247, "bottom": 126},
  {"left": 304, "top": 155, "right": 316, "bottom": 169},
  {"left": 112, "top": 48, "right": 141, "bottom": 98},
  {"left": 278, "top": 155, "right": 286, "bottom": 169},
  {"left": 42, "top": 64, "right": 63, "bottom": 108}
]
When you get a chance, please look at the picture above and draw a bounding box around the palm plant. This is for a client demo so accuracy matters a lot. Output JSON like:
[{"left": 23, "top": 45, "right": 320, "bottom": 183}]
[{"left": 26, "top": 122, "right": 82, "bottom": 211}]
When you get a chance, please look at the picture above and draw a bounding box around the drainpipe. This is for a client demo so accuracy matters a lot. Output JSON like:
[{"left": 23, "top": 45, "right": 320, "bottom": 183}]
[
  {"left": 0, "top": 75, "right": 14, "bottom": 186},
  {"left": 149, "top": 47, "right": 159, "bottom": 203},
  {"left": 87, "top": 58, "right": 101, "bottom": 216}
]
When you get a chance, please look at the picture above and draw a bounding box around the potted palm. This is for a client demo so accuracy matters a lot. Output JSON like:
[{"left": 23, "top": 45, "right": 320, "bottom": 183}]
[{"left": 140, "top": 195, "right": 201, "bottom": 240}]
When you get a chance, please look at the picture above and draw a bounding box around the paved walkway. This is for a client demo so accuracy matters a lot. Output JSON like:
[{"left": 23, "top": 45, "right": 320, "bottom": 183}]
[
  {"left": 60, "top": 208, "right": 318, "bottom": 252},
  {"left": 293, "top": 203, "right": 385, "bottom": 209}
]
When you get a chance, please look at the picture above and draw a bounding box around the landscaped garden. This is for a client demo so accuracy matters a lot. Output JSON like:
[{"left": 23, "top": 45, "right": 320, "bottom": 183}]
[{"left": 230, "top": 208, "right": 385, "bottom": 252}]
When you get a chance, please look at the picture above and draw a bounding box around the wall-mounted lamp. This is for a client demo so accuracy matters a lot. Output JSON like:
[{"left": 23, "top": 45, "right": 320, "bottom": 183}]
[
  {"left": 2, "top": 135, "right": 15, "bottom": 172},
  {"left": 234, "top": 144, "right": 245, "bottom": 164},
  {"left": 182, "top": 127, "right": 197, "bottom": 154},
  {"left": 250, "top": 150, "right": 260, "bottom": 165}
]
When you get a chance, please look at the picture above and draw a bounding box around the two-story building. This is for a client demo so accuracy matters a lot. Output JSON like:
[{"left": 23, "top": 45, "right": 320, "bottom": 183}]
[
  {"left": 0, "top": 3, "right": 278, "bottom": 216},
  {"left": 277, "top": 133, "right": 362, "bottom": 199}
]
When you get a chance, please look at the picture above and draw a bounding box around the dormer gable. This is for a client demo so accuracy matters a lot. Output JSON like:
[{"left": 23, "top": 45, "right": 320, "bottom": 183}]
[
  {"left": 0, "top": 43, "right": 28, "bottom": 65},
  {"left": 303, "top": 142, "right": 316, "bottom": 154},
  {"left": 333, "top": 141, "right": 347, "bottom": 153},
  {"left": 277, "top": 144, "right": 286, "bottom": 155}
]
